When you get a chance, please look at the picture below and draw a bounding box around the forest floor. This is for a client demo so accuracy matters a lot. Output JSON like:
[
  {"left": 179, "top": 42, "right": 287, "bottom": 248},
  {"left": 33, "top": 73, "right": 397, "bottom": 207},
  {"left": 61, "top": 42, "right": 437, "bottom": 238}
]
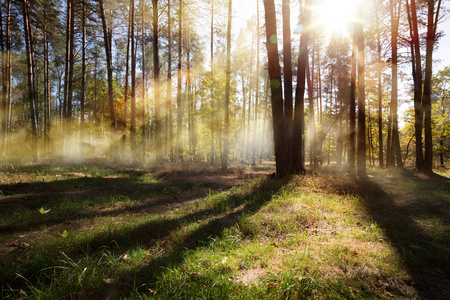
[{"left": 0, "top": 162, "right": 449, "bottom": 299}]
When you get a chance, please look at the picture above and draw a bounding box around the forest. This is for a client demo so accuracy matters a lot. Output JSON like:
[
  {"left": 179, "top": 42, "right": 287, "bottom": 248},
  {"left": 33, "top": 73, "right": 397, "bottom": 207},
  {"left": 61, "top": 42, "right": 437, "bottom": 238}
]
[{"left": 0, "top": 0, "right": 449, "bottom": 299}]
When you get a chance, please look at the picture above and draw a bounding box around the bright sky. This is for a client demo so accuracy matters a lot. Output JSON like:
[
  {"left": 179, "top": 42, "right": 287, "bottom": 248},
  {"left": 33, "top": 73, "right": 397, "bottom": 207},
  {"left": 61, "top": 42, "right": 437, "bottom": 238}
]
[{"left": 234, "top": 0, "right": 450, "bottom": 71}]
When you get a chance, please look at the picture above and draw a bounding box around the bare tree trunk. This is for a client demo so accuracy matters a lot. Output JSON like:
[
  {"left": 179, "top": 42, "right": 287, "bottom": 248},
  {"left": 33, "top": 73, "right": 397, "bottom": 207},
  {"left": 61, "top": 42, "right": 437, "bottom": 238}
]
[
  {"left": 210, "top": 0, "right": 215, "bottom": 164},
  {"left": 141, "top": 0, "right": 146, "bottom": 158},
  {"left": 177, "top": 0, "right": 183, "bottom": 161},
  {"left": 6, "top": 0, "right": 11, "bottom": 142},
  {"left": 282, "top": 0, "right": 293, "bottom": 170},
  {"left": 99, "top": 0, "right": 116, "bottom": 130},
  {"left": 130, "top": 0, "right": 136, "bottom": 153},
  {"left": 1, "top": 2, "right": 6, "bottom": 149},
  {"left": 356, "top": 3, "right": 366, "bottom": 177},
  {"left": 222, "top": 0, "right": 232, "bottom": 171},
  {"left": 153, "top": 0, "right": 161, "bottom": 156},
  {"left": 263, "top": 0, "right": 288, "bottom": 177},
  {"left": 293, "top": 0, "right": 311, "bottom": 174},
  {"left": 123, "top": 4, "right": 131, "bottom": 129},
  {"left": 22, "top": 0, "right": 39, "bottom": 159},
  {"left": 423, "top": 0, "right": 441, "bottom": 173},
  {"left": 167, "top": 0, "right": 173, "bottom": 160},
  {"left": 349, "top": 21, "right": 357, "bottom": 176},
  {"left": 253, "top": 0, "right": 260, "bottom": 166},
  {"left": 407, "top": 0, "right": 424, "bottom": 171},
  {"left": 377, "top": 1, "right": 384, "bottom": 168},
  {"left": 308, "top": 43, "right": 316, "bottom": 166},
  {"left": 81, "top": 0, "right": 86, "bottom": 127}
]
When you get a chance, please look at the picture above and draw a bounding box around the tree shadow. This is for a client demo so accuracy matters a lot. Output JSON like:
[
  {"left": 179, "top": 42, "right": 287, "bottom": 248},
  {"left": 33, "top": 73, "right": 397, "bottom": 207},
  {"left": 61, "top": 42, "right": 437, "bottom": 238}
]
[
  {"left": 69, "top": 178, "right": 284, "bottom": 298},
  {"left": 0, "top": 175, "right": 241, "bottom": 236},
  {"left": 352, "top": 173, "right": 450, "bottom": 299}
]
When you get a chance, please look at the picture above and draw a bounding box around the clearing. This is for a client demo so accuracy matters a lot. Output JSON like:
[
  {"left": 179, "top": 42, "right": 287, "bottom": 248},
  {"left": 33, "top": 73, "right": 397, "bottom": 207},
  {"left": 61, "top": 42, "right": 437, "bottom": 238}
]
[{"left": 0, "top": 163, "right": 449, "bottom": 299}]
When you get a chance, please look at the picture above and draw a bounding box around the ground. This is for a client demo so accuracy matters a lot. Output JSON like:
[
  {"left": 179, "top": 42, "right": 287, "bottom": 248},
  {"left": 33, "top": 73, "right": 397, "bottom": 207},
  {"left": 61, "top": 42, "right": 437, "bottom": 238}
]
[{"left": 0, "top": 162, "right": 449, "bottom": 299}]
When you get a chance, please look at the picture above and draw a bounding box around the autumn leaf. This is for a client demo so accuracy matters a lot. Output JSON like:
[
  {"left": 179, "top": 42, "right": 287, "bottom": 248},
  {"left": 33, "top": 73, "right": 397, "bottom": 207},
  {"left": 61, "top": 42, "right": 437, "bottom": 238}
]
[{"left": 39, "top": 207, "right": 51, "bottom": 214}]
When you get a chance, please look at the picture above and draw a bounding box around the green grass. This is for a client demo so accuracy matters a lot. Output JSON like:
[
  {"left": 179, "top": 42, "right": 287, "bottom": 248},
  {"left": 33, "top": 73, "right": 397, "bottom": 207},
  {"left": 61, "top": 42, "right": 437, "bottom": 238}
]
[{"left": 1, "top": 164, "right": 449, "bottom": 299}]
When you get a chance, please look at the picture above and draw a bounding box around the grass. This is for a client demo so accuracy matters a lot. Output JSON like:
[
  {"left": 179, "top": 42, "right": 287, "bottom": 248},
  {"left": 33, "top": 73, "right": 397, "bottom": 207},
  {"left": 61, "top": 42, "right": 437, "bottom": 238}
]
[{"left": 0, "top": 163, "right": 449, "bottom": 299}]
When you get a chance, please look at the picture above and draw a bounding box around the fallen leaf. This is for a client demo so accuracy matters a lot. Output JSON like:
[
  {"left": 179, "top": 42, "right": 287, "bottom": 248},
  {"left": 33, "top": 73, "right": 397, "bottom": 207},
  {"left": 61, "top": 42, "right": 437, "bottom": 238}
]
[
  {"left": 39, "top": 207, "right": 51, "bottom": 214},
  {"left": 351, "top": 250, "right": 358, "bottom": 255}
]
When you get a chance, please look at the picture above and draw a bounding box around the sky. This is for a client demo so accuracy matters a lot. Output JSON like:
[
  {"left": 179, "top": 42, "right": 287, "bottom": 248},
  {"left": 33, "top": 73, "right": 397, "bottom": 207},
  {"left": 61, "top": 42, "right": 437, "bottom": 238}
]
[{"left": 233, "top": 0, "right": 450, "bottom": 71}]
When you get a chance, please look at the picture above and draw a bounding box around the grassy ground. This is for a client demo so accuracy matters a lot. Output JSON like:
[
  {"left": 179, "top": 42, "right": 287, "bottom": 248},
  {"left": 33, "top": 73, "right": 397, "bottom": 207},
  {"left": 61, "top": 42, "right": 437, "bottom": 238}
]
[{"left": 0, "top": 163, "right": 449, "bottom": 299}]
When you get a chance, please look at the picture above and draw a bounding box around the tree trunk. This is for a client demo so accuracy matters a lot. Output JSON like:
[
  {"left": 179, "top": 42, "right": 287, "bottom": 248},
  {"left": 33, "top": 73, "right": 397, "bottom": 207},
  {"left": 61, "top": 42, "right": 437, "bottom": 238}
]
[
  {"left": 22, "top": 0, "right": 39, "bottom": 159},
  {"left": 253, "top": 0, "right": 260, "bottom": 166},
  {"left": 423, "top": 0, "right": 441, "bottom": 173},
  {"left": 177, "top": 0, "right": 183, "bottom": 160},
  {"left": 1, "top": 2, "right": 6, "bottom": 149},
  {"left": 81, "top": 0, "right": 86, "bottom": 127},
  {"left": 408, "top": 0, "right": 424, "bottom": 171},
  {"left": 222, "top": 0, "right": 232, "bottom": 171},
  {"left": 210, "top": 0, "right": 215, "bottom": 164},
  {"left": 282, "top": 0, "right": 293, "bottom": 170},
  {"left": 376, "top": 1, "right": 384, "bottom": 168},
  {"left": 293, "top": 0, "right": 311, "bottom": 174},
  {"left": 263, "top": 0, "right": 288, "bottom": 177},
  {"left": 167, "top": 0, "right": 173, "bottom": 160},
  {"left": 99, "top": 0, "right": 116, "bottom": 130},
  {"left": 153, "top": 0, "right": 161, "bottom": 155},
  {"left": 349, "top": 21, "right": 357, "bottom": 176},
  {"left": 356, "top": 3, "right": 366, "bottom": 177}
]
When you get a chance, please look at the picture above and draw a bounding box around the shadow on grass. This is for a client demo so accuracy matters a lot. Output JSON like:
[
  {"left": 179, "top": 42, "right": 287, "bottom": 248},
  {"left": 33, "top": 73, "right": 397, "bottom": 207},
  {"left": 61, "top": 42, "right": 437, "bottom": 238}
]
[
  {"left": 0, "top": 173, "right": 240, "bottom": 235},
  {"left": 75, "top": 178, "right": 284, "bottom": 298},
  {"left": 353, "top": 172, "right": 450, "bottom": 299}
]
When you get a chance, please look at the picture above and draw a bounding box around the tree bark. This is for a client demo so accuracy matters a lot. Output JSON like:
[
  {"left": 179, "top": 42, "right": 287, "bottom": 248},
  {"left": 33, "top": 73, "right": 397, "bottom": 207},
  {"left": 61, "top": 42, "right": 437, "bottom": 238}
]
[
  {"left": 356, "top": 3, "right": 366, "bottom": 177},
  {"left": 153, "top": 0, "right": 161, "bottom": 155},
  {"left": 222, "top": 0, "right": 232, "bottom": 171},
  {"left": 293, "top": 0, "right": 311, "bottom": 174},
  {"left": 22, "top": 0, "right": 39, "bottom": 158},
  {"left": 263, "top": 0, "right": 288, "bottom": 177},
  {"left": 177, "top": 0, "right": 183, "bottom": 160},
  {"left": 349, "top": 21, "right": 357, "bottom": 176},
  {"left": 99, "top": 0, "right": 116, "bottom": 130},
  {"left": 282, "top": 0, "right": 293, "bottom": 170}
]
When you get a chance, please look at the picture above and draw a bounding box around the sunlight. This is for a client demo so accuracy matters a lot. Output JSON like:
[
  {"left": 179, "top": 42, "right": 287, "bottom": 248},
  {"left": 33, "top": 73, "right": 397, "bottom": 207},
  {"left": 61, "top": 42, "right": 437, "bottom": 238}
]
[{"left": 313, "top": 0, "right": 359, "bottom": 36}]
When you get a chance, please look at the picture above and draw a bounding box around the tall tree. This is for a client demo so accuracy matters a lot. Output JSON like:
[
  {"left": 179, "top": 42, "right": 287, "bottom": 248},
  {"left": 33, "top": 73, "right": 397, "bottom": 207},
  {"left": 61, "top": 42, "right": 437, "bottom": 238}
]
[
  {"left": 282, "top": 0, "right": 293, "bottom": 170},
  {"left": 130, "top": 0, "right": 136, "bottom": 152},
  {"left": 98, "top": 0, "right": 116, "bottom": 130},
  {"left": 349, "top": 21, "right": 357, "bottom": 176},
  {"left": 252, "top": 0, "right": 260, "bottom": 166},
  {"left": 423, "top": 0, "right": 442, "bottom": 173},
  {"left": 356, "top": 2, "right": 366, "bottom": 176},
  {"left": 153, "top": 0, "right": 161, "bottom": 155},
  {"left": 177, "top": 0, "right": 183, "bottom": 160},
  {"left": 263, "top": 0, "right": 287, "bottom": 177},
  {"left": 387, "top": 0, "right": 402, "bottom": 167},
  {"left": 81, "top": 0, "right": 87, "bottom": 127},
  {"left": 405, "top": 0, "right": 424, "bottom": 171},
  {"left": 22, "top": 0, "right": 39, "bottom": 158},
  {"left": 63, "top": 0, "right": 75, "bottom": 120},
  {"left": 222, "top": 0, "right": 232, "bottom": 171},
  {"left": 293, "top": 0, "right": 311, "bottom": 174}
]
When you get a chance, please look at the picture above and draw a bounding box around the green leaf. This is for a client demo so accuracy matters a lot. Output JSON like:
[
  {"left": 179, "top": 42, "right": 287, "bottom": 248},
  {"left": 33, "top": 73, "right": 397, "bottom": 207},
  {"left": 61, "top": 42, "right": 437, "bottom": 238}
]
[{"left": 39, "top": 207, "right": 51, "bottom": 214}]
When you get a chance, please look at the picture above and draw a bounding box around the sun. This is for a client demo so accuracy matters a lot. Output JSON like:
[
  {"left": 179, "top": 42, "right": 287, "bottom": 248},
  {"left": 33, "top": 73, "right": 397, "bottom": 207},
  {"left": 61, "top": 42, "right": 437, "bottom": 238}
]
[{"left": 313, "top": 0, "right": 359, "bottom": 36}]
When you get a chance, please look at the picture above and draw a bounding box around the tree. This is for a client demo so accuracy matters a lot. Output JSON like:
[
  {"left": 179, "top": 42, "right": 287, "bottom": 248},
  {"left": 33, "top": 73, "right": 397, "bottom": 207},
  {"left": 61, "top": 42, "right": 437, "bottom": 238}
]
[
  {"left": 153, "top": 0, "right": 161, "bottom": 154},
  {"left": 221, "top": 0, "right": 232, "bottom": 171},
  {"left": 423, "top": 0, "right": 442, "bottom": 173},
  {"left": 356, "top": 3, "right": 366, "bottom": 177},
  {"left": 22, "top": 0, "right": 39, "bottom": 158},
  {"left": 98, "top": 0, "right": 116, "bottom": 130}
]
